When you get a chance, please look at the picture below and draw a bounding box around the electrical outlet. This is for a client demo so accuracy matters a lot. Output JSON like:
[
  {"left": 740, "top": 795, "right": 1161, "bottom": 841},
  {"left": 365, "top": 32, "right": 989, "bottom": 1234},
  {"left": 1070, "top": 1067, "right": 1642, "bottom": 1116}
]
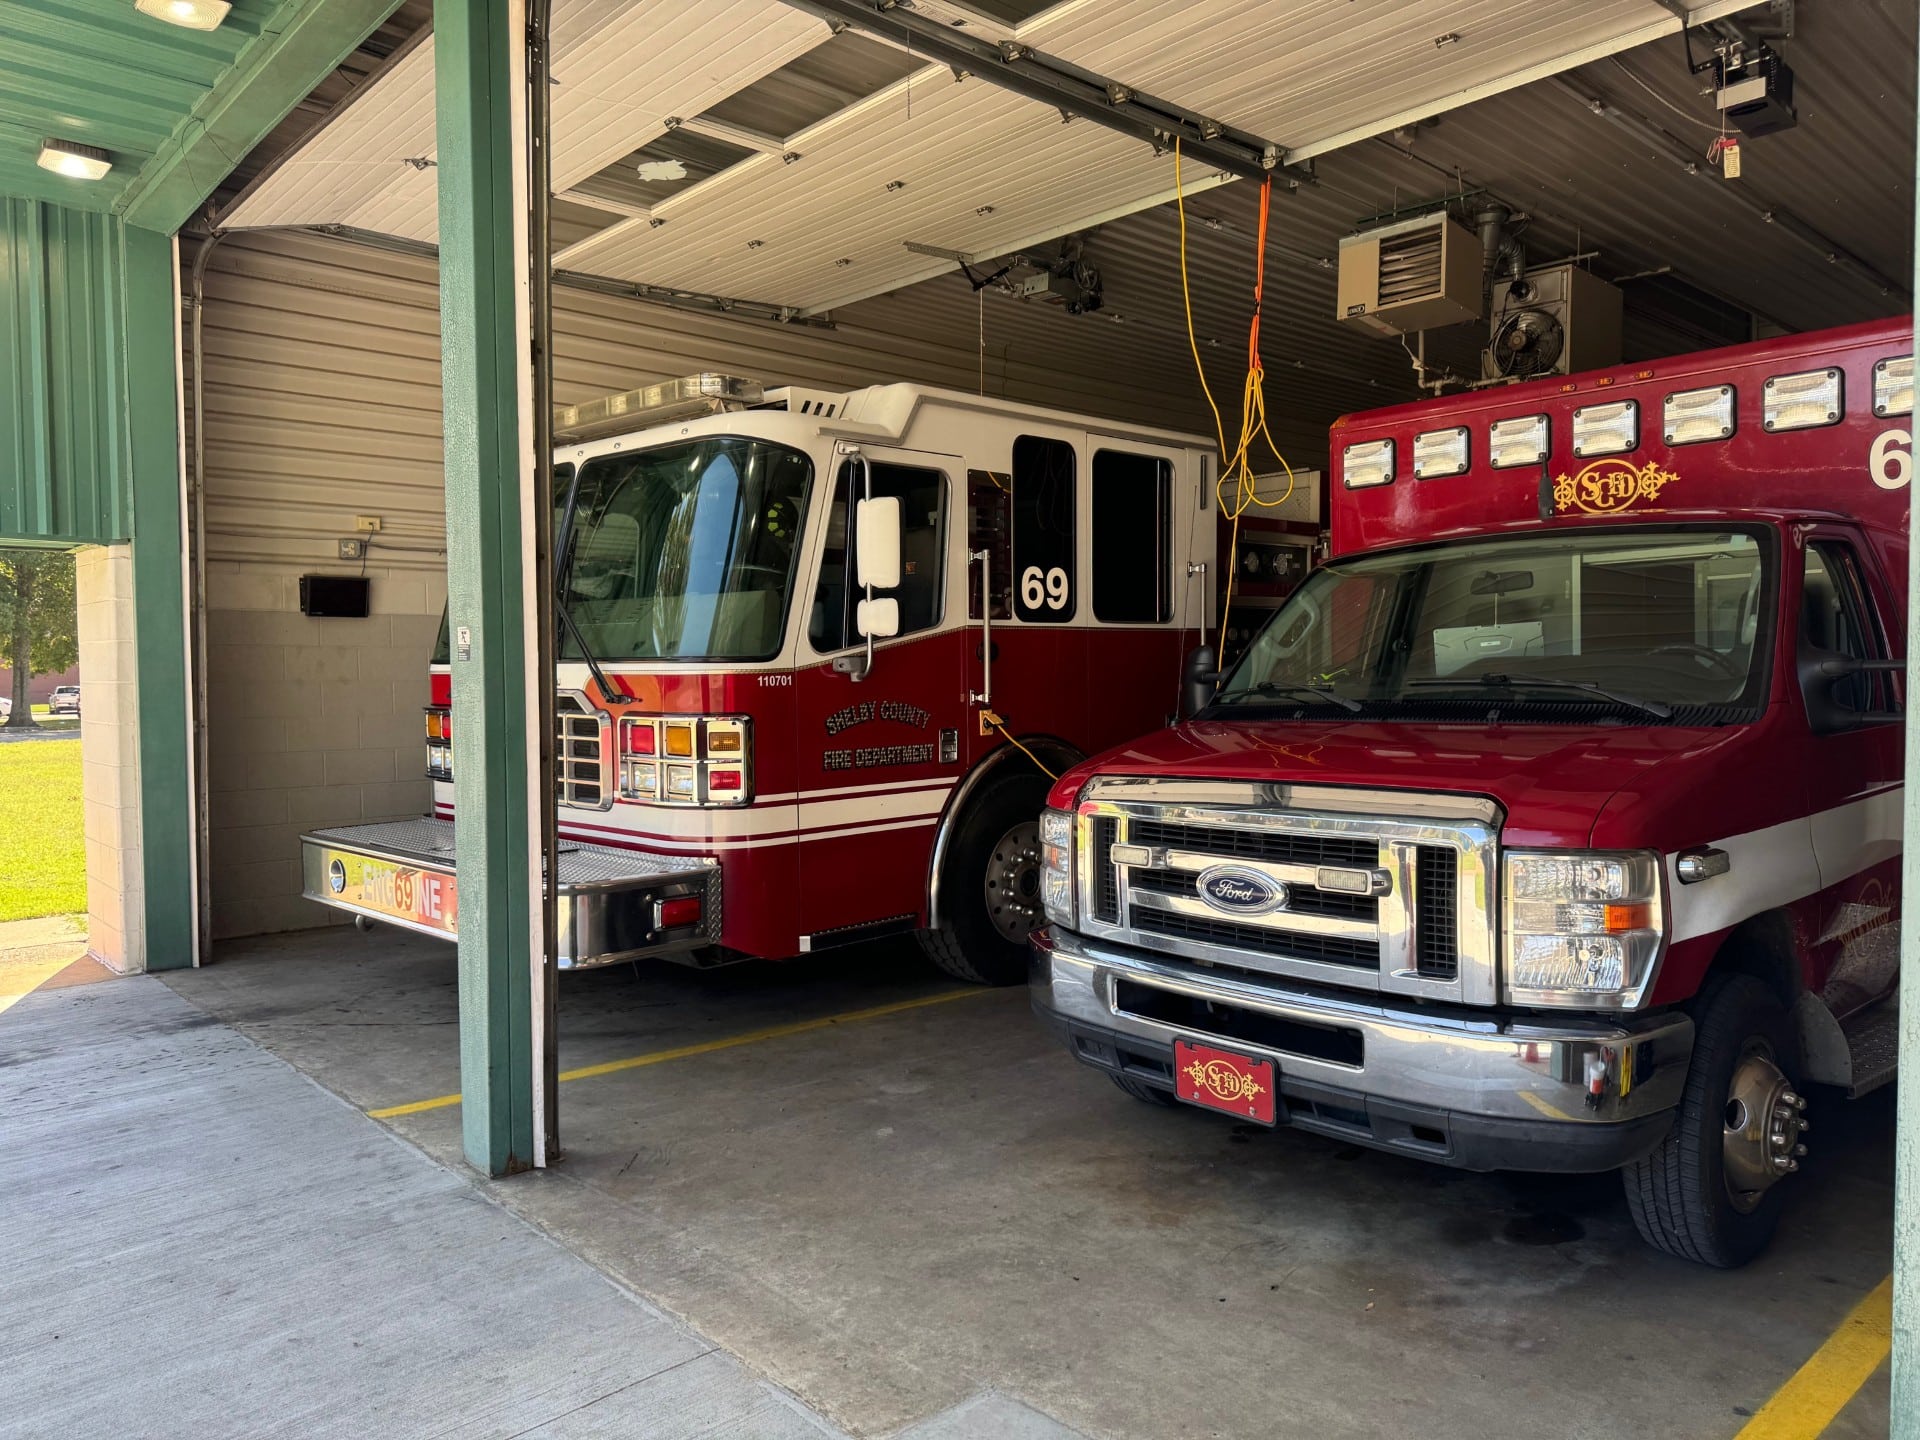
[
  {"left": 337, "top": 537, "right": 366, "bottom": 561},
  {"left": 353, "top": 515, "right": 383, "bottom": 533}
]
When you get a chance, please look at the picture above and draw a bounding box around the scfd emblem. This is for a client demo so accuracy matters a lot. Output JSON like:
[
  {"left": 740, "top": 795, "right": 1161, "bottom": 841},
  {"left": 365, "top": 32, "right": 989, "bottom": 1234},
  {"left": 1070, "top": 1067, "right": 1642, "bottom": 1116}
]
[{"left": 1553, "top": 458, "right": 1680, "bottom": 515}]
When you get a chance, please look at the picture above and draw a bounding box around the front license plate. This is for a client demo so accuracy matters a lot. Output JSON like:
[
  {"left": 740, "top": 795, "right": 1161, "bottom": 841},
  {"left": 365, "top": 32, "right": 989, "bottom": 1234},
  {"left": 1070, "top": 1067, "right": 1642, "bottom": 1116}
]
[{"left": 1173, "top": 1039, "right": 1277, "bottom": 1125}]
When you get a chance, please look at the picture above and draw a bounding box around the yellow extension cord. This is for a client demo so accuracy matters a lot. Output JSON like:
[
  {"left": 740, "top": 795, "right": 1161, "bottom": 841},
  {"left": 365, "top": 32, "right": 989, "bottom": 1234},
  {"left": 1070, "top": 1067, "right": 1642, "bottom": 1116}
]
[{"left": 1174, "top": 140, "right": 1300, "bottom": 663}]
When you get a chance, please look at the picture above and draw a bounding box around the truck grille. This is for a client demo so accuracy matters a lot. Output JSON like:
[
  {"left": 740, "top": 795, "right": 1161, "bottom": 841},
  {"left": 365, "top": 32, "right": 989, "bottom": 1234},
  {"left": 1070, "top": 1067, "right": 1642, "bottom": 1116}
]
[
  {"left": 557, "top": 695, "right": 610, "bottom": 809},
  {"left": 1074, "top": 781, "right": 1498, "bottom": 1005}
]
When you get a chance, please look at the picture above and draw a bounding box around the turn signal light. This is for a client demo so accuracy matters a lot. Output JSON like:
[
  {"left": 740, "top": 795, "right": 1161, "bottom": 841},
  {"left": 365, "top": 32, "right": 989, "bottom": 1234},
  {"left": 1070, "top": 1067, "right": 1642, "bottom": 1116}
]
[
  {"left": 707, "top": 730, "right": 742, "bottom": 754},
  {"left": 663, "top": 723, "right": 695, "bottom": 758}
]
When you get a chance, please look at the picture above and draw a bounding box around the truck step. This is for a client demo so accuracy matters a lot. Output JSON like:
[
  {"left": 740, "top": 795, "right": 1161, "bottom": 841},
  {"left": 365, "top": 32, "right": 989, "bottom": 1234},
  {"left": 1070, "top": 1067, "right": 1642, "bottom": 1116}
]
[{"left": 1843, "top": 1000, "right": 1900, "bottom": 1099}]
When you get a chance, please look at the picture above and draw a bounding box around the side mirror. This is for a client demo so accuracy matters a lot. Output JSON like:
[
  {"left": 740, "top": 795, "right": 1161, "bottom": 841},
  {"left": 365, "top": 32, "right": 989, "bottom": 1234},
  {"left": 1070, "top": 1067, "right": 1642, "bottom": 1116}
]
[
  {"left": 855, "top": 496, "right": 901, "bottom": 590},
  {"left": 1181, "top": 644, "right": 1220, "bottom": 720},
  {"left": 1798, "top": 648, "right": 1906, "bottom": 733},
  {"left": 856, "top": 597, "right": 900, "bottom": 639}
]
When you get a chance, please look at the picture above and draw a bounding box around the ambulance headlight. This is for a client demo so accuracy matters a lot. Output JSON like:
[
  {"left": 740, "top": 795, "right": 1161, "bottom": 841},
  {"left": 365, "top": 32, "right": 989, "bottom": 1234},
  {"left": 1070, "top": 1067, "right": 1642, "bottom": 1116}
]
[
  {"left": 1502, "top": 850, "right": 1664, "bottom": 1009},
  {"left": 1040, "top": 808, "right": 1075, "bottom": 928}
]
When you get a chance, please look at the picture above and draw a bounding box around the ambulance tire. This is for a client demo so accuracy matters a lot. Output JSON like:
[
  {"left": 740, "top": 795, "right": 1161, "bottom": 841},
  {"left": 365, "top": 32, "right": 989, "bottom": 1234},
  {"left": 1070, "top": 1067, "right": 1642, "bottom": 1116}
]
[
  {"left": 1110, "top": 1073, "right": 1179, "bottom": 1107},
  {"left": 1622, "top": 975, "right": 1796, "bottom": 1268},
  {"left": 918, "top": 765, "right": 1052, "bottom": 986}
]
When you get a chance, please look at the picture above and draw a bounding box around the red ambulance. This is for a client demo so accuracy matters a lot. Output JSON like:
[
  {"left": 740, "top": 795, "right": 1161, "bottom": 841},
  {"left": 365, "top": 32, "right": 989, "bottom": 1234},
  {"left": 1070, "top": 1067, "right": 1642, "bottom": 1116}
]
[{"left": 1031, "top": 316, "right": 1912, "bottom": 1265}]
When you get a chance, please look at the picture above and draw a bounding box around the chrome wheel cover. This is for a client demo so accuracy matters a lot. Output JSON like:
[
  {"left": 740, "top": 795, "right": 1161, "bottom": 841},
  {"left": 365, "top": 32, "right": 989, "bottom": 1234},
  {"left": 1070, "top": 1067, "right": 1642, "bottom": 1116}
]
[
  {"left": 1721, "top": 1046, "right": 1808, "bottom": 1213},
  {"left": 983, "top": 819, "right": 1042, "bottom": 943}
]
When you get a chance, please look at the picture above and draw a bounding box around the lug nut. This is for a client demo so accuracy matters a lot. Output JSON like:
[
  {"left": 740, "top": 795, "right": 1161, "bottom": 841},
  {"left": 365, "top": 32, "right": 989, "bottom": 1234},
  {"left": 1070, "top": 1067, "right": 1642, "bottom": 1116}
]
[
  {"left": 1772, "top": 1155, "right": 1792, "bottom": 1171},
  {"left": 1798, "top": 1118, "right": 1810, "bottom": 1132},
  {"left": 1789, "top": 1092, "right": 1807, "bottom": 1110},
  {"left": 1793, "top": 1143, "right": 1807, "bottom": 1157}
]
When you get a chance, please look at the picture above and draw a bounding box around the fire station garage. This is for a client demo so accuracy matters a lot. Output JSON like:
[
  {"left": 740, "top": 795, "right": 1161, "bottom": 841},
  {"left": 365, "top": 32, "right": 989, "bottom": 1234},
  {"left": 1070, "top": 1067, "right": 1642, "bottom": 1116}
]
[{"left": 3, "top": 2, "right": 1918, "bottom": 1437}]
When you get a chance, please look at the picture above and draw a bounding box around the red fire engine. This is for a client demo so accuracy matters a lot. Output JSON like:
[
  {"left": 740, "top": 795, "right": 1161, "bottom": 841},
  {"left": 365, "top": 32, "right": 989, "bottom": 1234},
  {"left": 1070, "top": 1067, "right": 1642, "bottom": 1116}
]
[
  {"left": 1031, "top": 316, "right": 1912, "bottom": 1265},
  {"left": 303, "top": 377, "right": 1225, "bottom": 986}
]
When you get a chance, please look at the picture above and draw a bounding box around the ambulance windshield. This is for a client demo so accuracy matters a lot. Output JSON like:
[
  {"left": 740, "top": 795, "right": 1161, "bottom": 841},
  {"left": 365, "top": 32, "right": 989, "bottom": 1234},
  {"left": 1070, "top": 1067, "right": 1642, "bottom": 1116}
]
[
  {"left": 556, "top": 437, "right": 814, "bottom": 662},
  {"left": 1215, "top": 527, "right": 1773, "bottom": 721}
]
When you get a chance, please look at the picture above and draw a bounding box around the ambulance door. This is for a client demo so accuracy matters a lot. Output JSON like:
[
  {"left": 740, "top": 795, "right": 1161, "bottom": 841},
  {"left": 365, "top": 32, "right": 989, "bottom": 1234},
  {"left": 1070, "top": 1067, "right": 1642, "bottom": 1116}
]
[
  {"left": 1798, "top": 530, "right": 1903, "bottom": 1015},
  {"left": 792, "top": 445, "right": 968, "bottom": 942}
]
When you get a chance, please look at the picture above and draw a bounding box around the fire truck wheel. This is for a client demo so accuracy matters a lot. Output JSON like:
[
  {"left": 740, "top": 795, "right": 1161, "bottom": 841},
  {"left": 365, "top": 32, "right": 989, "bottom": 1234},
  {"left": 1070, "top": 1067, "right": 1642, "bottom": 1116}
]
[
  {"left": 918, "top": 766, "right": 1051, "bottom": 986},
  {"left": 1622, "top": 974, "right": 1802, "bottom": 1268}
]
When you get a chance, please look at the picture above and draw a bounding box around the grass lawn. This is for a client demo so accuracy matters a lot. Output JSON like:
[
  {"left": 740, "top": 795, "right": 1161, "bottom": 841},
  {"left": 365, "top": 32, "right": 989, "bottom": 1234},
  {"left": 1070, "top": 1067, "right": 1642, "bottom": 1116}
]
[{"left": 0, "top": 739, "right": 85, "bottom": 922}]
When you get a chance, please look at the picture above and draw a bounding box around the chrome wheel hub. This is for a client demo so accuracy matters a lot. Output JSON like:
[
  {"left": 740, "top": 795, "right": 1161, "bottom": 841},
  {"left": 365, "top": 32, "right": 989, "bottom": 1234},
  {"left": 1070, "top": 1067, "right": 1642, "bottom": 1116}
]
[
  {"left": 1721, "top": 1050, "right": 1808, "bottom": 1212},
  {"left": 984, "top": 819, "right": 1042, "bottom": 943}
]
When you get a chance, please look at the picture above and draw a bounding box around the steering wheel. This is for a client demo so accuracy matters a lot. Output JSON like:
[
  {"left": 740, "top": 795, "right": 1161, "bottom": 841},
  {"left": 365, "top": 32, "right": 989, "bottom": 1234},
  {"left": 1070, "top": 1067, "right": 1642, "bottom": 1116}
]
[
  {"left": 1651, "top": 643, "right": 1741, "bottom": 679},
  {"left": 762, "top": 496, "right": 801, "bottom": 543}
]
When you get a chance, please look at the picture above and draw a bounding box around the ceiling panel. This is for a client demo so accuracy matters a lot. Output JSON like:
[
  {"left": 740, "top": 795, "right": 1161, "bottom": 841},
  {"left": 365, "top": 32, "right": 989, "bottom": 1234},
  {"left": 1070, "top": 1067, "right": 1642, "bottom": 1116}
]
[
  {"left": 223, "top": 0, "right": 829, "bottom": 234},
  {"left": 555, "top": 0, "right": 1765, "bottom": 311}
]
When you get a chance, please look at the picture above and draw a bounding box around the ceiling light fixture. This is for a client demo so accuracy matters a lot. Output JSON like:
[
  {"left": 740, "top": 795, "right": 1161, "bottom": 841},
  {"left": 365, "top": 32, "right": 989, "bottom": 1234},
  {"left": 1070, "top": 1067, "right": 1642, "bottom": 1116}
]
[
  {"left": 37, "top": 139, "right": 113, "bottom": 182},
  {"left": 135, "top": 0, "right": 232, "bottom": 30}
]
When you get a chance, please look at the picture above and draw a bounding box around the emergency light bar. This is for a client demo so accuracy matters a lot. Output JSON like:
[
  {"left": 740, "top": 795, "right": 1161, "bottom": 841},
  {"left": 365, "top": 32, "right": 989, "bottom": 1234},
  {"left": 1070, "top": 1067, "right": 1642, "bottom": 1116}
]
[{"left": 553, "top": 374, "right": 763, "bottom": 444}]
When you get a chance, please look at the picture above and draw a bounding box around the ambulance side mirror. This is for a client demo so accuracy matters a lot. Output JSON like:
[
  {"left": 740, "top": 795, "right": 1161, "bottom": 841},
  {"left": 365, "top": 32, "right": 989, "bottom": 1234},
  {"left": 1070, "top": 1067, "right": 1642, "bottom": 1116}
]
[
  {"left": 1181, "top": 645, "right": 1221, "bottom": 720},
  {"left": 1798, "top": 649, "right": 1905, "bottom": 734},
  {"left": 855, "top": 496, "right": 902, "bottom": 590}
]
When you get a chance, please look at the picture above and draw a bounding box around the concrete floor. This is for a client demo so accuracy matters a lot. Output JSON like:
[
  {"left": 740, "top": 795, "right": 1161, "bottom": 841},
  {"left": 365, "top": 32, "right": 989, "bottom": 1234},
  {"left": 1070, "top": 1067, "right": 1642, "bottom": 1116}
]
[{"left": 163, "top": 926, "right": 1895, "bottom": 1440}]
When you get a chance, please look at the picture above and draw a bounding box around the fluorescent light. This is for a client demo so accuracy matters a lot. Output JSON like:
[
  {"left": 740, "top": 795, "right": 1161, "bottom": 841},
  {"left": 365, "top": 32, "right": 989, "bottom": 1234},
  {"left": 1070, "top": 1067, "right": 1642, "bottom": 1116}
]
[
  {"left": 37, "top": 140, "right": 112, "bottom": 182},
  {"left": 135, "top": 0, "right": 232, "bottom": 30}
]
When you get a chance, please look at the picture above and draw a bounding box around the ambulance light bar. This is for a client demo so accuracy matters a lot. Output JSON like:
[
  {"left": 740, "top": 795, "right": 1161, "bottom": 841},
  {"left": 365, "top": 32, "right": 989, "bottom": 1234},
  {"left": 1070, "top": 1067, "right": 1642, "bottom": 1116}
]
[{"left": 554, "top": 374, "right": 764, "bottom": 444}]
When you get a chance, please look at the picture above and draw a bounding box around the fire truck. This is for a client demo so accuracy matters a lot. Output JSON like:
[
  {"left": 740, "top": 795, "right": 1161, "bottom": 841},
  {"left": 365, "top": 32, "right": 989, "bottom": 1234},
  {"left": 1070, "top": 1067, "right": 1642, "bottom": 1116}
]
[
  {"left": 1031, "top": 316, "right": 1912, "bottom": 1265},
  {"left": 301, "top": 377, "right": 1227, "bottom": 986}
]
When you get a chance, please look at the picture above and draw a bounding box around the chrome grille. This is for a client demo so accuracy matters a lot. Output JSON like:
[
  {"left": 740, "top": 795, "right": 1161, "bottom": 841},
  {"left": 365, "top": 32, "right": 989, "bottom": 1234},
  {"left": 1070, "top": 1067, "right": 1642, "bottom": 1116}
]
[
  {"left": 1075, "top": 778, "right": 1499, "bottom": 1005},
  {"left": 556, "top": 693, "right": 612, "bottom": 809}
]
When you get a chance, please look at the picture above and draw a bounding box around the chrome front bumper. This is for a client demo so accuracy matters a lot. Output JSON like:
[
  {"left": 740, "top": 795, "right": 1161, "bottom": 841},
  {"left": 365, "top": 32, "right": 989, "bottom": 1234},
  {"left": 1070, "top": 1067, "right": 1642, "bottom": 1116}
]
[
  {"left": 301, "top": 818, "right": 721, "bottom": 970},
  {"left": 1034, "top": 926, "right": 1695, "bottom": 1173}
]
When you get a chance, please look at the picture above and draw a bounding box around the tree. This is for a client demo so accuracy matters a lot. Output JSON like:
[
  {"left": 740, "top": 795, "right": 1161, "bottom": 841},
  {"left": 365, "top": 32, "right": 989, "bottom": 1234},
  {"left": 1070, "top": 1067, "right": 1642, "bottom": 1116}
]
[{"left": 0, "top": 549, "right": 79, "bottom": 730}]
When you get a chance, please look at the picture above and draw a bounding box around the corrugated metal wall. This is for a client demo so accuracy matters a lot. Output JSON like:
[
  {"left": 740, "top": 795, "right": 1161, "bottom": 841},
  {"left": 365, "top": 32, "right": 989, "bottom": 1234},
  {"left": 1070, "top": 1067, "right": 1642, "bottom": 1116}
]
[
  {"left": 0, "top": 199, "right": 136, "bottom": 544},
  {"left": 195, "top": 226, "right": 1219, "bottom": 938}
]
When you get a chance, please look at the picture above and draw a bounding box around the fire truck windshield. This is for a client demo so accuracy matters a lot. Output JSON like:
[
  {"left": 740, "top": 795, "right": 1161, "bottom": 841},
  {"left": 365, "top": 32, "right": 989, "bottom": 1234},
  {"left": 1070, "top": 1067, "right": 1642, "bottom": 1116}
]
[
  {"left": 1213, "top": 526, "right": 1773, "bottom": 722},
  {"left": 556, "top": 437, "right": 814, "bottom": 662}
]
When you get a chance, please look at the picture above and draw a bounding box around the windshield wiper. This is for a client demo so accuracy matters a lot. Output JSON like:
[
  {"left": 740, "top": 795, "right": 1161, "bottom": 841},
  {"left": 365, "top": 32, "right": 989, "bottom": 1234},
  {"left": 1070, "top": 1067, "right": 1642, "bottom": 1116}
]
[
  {"left": 1405, "top": 673, "right": 1671, "bottom": 719},
  {"left": 552, "top": 463, "right": 633, "bottom": 704},
  {"left": 1223, "top": 680, "right": 1363, "bottom": 713}
]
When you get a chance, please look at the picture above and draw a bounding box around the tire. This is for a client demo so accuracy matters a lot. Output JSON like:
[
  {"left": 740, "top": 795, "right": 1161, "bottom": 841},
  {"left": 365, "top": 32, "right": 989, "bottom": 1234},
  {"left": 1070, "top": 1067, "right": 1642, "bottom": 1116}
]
[
  {"left": 1110, "top": 1072, "right": 1179, "bottom": 1107},
  {"left": 1623, "top": 974, "right": 1803, "bottom": 1268},
  {"left": 917, "top": 763, "right": 1052, "bottom": 985}
]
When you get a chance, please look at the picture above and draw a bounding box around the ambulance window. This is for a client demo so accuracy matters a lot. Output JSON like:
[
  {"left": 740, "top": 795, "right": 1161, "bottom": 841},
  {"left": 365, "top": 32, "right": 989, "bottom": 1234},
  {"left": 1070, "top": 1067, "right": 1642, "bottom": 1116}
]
[
  {"left": 1011, "top": 435, "right": 1076, "bottom": 621},
  {"left": 808, "top": 460, "right": 946, "bottom": 653},
  {"left": 1091, "top": 450, "right": 1171, "bottom": 623},
  {"left": 967, "top": 470, "right": 1013, "bottom": 621},
  {"left": 1803, "top": 543, "right": 1898, "bottom": 716}
]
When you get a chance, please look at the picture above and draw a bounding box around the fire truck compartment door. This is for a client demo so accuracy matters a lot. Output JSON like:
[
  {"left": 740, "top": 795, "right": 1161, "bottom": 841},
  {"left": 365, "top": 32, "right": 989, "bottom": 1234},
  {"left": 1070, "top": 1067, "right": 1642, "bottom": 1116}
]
[{"left": 300, "top": 818, "right": 721, "bottom": 969}]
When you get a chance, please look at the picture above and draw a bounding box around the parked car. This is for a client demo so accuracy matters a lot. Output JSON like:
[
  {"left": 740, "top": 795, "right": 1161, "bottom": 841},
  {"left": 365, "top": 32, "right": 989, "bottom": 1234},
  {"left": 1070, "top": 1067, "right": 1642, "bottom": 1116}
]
[
  {"left": 0, "top": 696, "right": 10, "bottom": 719},
  {"left": 48, "top": 685, "right": 80, "bottom": 716}
]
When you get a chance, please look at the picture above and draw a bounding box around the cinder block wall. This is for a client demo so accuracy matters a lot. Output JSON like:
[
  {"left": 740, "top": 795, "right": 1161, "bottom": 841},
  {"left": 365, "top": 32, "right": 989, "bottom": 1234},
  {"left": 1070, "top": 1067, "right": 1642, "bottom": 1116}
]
[{"left": 204, "top": 567, "right": 444, "bottom": 939}]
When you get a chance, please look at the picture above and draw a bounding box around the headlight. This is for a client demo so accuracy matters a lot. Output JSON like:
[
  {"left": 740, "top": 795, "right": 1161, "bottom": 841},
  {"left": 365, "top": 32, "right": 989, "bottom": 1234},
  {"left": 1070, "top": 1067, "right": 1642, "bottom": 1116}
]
[
  {"left": 1502, "top": 851, "right": 1664, "bottom": 1009},
  {"left": 1040, "top": 808, "right": 1075, "bottom": 929}
]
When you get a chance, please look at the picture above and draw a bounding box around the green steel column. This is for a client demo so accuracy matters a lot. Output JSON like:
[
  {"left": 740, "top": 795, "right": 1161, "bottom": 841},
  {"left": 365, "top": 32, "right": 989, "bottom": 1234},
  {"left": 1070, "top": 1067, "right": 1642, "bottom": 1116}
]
[
  {"left": 1896, "top": 22, "right": 1920, "bottom": 1430},
  {"left": 436, "top": 0, "right": 538, "bottom": 1175},
  {"left": 123, "top": 224, "right": 194, "bottom": 971}
]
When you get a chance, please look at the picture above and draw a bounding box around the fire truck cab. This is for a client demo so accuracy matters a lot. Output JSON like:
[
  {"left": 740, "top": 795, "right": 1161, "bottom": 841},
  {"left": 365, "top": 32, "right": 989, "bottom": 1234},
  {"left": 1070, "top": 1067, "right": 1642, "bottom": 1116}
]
[
  {"left": 1031, "top": 316, "right": 1913, "bottom": 1265},
  {"left": 303, "top": 376, "right": 1218, "bottom": 986}
]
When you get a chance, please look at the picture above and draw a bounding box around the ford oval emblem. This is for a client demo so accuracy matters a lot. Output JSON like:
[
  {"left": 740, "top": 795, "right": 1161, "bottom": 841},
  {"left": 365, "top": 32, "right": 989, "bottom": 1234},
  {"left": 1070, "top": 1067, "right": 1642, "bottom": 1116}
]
[{"left": 1196, "top": 865, "right": 1287, "bottom": 916}]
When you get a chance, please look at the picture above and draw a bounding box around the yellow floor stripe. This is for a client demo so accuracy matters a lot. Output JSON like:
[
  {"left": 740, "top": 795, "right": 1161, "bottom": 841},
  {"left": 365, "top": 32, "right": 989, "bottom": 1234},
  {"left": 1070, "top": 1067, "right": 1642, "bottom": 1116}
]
[
  {"left": 1732, "top": 1274, "right": 1892, "bottom": 1440},
  {"left": 367, "top": 987, "right": 989, "bottom": 1119}
]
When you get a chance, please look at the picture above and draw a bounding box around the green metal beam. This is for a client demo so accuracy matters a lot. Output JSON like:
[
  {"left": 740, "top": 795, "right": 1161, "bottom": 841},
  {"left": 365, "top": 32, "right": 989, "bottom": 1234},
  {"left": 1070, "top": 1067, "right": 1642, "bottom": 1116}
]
[
  {"left": 122, "top": 223, "right": 195, "bottom": 971},
  {"left": 117, "top": 0, "right": 405, "bottom": 235},
  {"left": 435, "top": 0, "right": 538, "bottom": 1176}
]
